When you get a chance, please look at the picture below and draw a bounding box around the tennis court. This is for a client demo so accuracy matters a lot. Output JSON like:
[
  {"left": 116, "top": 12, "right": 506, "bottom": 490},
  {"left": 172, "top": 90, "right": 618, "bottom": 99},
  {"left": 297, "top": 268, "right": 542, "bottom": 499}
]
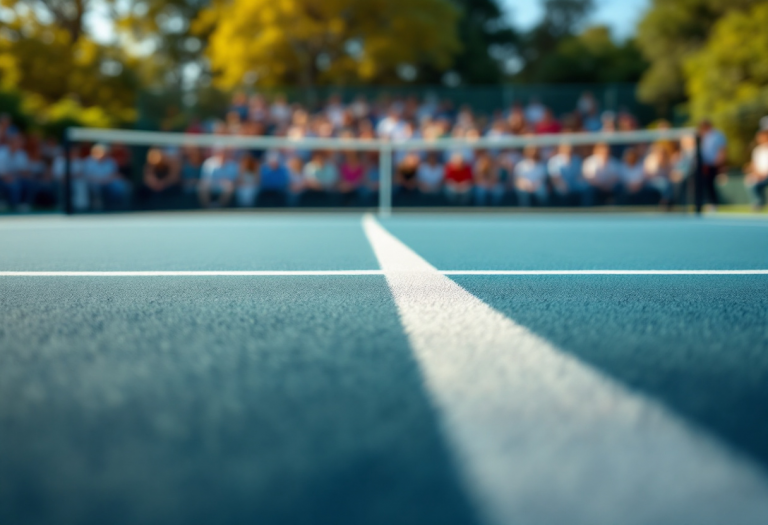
[{"left": 1, "top": 212, "right": 767, "bottom": 525}]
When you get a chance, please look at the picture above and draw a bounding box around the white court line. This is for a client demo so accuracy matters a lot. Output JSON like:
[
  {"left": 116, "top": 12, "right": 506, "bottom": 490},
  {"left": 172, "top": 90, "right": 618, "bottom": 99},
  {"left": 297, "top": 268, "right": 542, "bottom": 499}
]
[
  {"left": 0, "top": 271, "right": 385, "bottom": 277},
  {"left": 0, "top": 270, "right": 766, "bottom": 277},
  {"left": 362, "top": 214, "right": 768, "bottom": 525}
]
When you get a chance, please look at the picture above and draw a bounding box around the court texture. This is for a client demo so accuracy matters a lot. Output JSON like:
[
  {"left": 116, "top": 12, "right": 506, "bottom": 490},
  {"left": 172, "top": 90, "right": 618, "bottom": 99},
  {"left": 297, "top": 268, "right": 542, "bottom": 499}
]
[{"left": 0, "top": 211, "right": 767, "bottom": 525}]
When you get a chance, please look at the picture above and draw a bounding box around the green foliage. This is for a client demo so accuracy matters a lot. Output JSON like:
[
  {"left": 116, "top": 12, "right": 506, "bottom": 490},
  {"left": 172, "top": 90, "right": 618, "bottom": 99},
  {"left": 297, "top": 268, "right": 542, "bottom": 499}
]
[
  {"left": 635, "top": 0, "right": 762, "bottom": 111},
  {"left": 528, "top": 26, "right": 647, "bottom": 84},
  {"left": 441, "top": 0, "right": 518, "bottom": 84},
  {"left": 685, "top": 3, "right": 768, "bottom": 164}
]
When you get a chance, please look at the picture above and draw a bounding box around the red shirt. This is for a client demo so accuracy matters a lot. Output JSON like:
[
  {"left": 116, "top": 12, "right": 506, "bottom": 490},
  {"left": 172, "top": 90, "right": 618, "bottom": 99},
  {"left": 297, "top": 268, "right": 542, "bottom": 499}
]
[
  {"left": 444, "top": 163, "right": 473, "bottom": 184},
  {"left": 535, "top": 120, "right": 562, "bottom": 134}
]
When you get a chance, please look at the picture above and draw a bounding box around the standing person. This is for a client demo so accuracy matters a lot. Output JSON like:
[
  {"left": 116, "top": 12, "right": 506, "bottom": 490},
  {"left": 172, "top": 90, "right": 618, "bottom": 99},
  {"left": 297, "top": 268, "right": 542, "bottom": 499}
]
[
  {"left": 745, "top": 129, "right": 768, "bottom": 210},
  {"left": 0, "top": 135, "right": 30, "bottom": 211},
  {"left": 198, "top": 148, "right": 238, "bottom": 208},
  {"left": 513, "top": 146, "right": 548, "bottom": 207},
  {"left": 698, "top": 120, "right": 727, "bottom": 209},
  {"left": 582, "top": 143, "right": 622, "bottom": 205},
  {"left": 443, "top": 152, "right": 473, "bottom": 205}
]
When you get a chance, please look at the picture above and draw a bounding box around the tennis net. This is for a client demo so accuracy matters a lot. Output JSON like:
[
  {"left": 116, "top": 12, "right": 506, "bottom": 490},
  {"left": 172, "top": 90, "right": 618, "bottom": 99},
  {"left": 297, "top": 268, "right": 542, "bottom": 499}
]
[{"left": 64, "top": 126, "right": 699, "bottom": 215}]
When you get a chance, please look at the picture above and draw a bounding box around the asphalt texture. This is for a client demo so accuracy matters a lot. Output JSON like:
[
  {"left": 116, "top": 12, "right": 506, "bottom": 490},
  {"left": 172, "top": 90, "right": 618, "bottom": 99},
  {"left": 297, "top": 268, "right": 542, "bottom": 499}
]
[{"left": 0, "top": 213, "right": 766, "bottom": 525}]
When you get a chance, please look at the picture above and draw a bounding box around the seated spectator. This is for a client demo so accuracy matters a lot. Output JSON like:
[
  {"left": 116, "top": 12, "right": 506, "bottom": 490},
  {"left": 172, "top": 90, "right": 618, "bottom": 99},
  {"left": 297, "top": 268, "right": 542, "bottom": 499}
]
[
  {"left": 286, "top": 156, "right": 305, "bottom": 206},
  {"left": 535, "top": 109, "right": 562, "bottom": 135},
  {"left": 745, "top": 129, "right": 768, "bottom": 210},
  {"left": 548, "top": 144, "right": 585, "bottom": 205},
  {"left": 513, "top": 146, "right": 548, "bottom": 207},
  {"left": 235, "top": 154, "right": 259, "bottom": 207},
  {"left": 52, "top": 147, "right": 89, "bottom": 211},
  {"left": 444, "top": 152, "right": 473, "bottom": 205},
  {"left": 417, "top": 152, "right": 444, "bottom": 197},
  {"left": 396, "top": 153, "right": 420, "bottom": 198},
  {"left": 582, "top": 143, "right": 622, "bottom": 205},
  {"left": 198, "top": 148, "right": 238, "bottom": 208},
  {"left": 339, "top": 152, "right": 365, "bottom": 205},
  {"left": 139, "top": 148, "right": 181, "bottom": 208},
  {"left": 643, "top": 144, "right": 674, "bottom": 206},
  {"left": 618, "top": 147, "right": 648, "bottom": 204},
  {"left": 474, "top": 150, "right": 502, "bottom": 206},
  {"left": 180, "top": 147, "right": 203, "bottom": 196},
  {"left": 303, "top": 151, "right": 339, "bottom": 205},
  {"left": 82, "top": 144, "right": 131, "bottom": 210},
  {"left": 257, "top": 151, "right": 290, "bottom": 206}
]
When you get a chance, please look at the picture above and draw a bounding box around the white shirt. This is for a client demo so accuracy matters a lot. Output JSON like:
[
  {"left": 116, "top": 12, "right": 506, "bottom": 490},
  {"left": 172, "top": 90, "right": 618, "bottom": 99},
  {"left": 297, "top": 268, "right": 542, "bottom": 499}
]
[
  {"left": 583, "top": 155, "right": 621, "bottom": 185},
  {"left": 514, "top": 159, "right": 547, "bottom": 184},
  {"left": 752, "top": 144, "right": 768, "bottom": 177},
  {"left": 701, "top": 129, "right": 727, "bottom": 166},
  {"left": 417, "top": 163, "right": 444, "bottom": 189}
]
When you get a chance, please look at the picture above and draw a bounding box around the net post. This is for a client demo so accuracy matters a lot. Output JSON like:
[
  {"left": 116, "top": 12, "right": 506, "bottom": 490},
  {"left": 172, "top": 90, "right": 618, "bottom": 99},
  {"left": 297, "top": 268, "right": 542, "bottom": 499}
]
[
  {"left": 693, "top": 131, "right": 704, "bottom": 216},
  {"left": 378, "top": 143, "right": 392, "bottom": 217},
  {"left": 63, "top": 129, "right": 73, "bottom": 216}
]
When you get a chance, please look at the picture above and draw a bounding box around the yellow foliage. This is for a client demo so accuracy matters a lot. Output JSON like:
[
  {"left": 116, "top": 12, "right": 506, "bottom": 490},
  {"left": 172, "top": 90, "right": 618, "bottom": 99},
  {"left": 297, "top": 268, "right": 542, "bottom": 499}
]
[
  {"left": 199, "top": 0, "right": 461, "bottom": 88},
  {"left": 685, "top": 3, "right": 768, "bottom": 163}
]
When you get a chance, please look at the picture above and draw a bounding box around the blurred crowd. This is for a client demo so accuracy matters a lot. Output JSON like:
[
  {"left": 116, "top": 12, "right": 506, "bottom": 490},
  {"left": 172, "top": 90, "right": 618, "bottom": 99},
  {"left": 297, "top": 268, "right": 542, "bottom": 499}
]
[{"left": 1, "top": 92, "right": 768, "bottom": 212}]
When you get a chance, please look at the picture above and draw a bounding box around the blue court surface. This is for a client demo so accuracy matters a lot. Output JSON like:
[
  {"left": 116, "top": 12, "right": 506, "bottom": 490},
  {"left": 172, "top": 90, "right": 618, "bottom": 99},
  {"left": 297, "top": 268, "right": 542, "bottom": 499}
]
[{"left": 1, "top": 213, "right": 767, "bottom": 525}]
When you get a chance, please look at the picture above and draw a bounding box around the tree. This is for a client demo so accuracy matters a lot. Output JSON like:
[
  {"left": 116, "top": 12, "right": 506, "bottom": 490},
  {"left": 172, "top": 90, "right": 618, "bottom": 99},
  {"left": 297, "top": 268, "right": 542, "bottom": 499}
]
[
  {"left": 0, "top": 0, "right": 140, "bottom": 127},
  {"left": 198, "top": 0, "right": 461, "bottom": 91},
  {"left": 685, "top": 3, "right": 768, "bottom": 163},
  {"left": 516, "top": 0, "right": 595, "bottom": 81},
  {"left": 635, "top": 0, "right": 761, "bottom": 112},
  {"left": 422, "top": 0, "right": 517, "bottom": 85},
  {"left": 529, "top": 26, "right": 646, "bottom": 84}
]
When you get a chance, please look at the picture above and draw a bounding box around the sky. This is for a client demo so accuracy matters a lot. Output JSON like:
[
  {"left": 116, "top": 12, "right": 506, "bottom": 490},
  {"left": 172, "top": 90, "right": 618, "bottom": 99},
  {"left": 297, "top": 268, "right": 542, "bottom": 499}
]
[{"left": 501, "top": 0, "right": 649, "bottom": 39}]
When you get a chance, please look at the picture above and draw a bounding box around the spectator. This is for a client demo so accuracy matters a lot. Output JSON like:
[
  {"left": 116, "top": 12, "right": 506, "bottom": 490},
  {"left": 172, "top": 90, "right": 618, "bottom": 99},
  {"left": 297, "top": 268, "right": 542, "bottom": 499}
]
[
  {"left": 548, "top": 144, "right": 585, "bottom": 205},
  {"left": 235, "top": 154, "right": 259, "bottom": 207},
  {"left": 525, "top": 98, "right": 546, "bottom": 125},
  {"left": 643, "top": 144, "right": 674, "bottom": 206},
  {"left": 286, "top": 156, "right": 305, "bottom": 206},
  {"left": 258, "top": 151, "right": 290, "bottom": 206},
  {"left": 582, "top": 143, "right": 622, "bottom": 205},
  {"left": 303, "top": 151, "right": 339, "bottom": 205},
  {"left": 745, "top": 129, "right": 768, "bottom": 210},
  {"left": 698, "top": 119, "right": 727, "bottom": 209},
  {"left": 417, "top": 152, "right": 444, "bottom": 198},
  {"left": 396, "top": 153, "right": 420, "bottom": 199},
  {"left": 618, "top": 147, "right": 648, "bottom": 204},
  {"left": 513, "top": 146, "right": 548, "bottom": 207},
  {"left": 139, "top": 148, "right": 181, "bottom": 208},
  {"left": 52, "top": 147, "right": 89, "bottom": 211},
  {"left": 474, "top": 150, "right": 501, "bottom": 206},
  {"left": 82, "top": 144, "right": 131, "bottom": 210},
  {"left": 180, "top": 147, "right": 203, "bottom": 196},
  {"left": 444, "top": 152, "right": 473, "bottom": 205},
  {"left": 270, "top": 94, "right": 292, "bottom": 125},
  {"left": 535, "top": 109, "right": 562, "bottom": 135},
  {"left": 0, "top": 135, "right": 30, "bottom": 210},
  {"left": 198, "top": 148, "right": 238, "bottom": 208},
  {"left": 339, "top": 152, "right": 365, "bottom": 205}
]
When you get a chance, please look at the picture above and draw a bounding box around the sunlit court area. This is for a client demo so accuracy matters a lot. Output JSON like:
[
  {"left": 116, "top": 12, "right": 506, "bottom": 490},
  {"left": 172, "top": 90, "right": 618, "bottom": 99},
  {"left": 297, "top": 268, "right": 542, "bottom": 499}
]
[{"left": 1, "top": 1, "right": 768, "bottom": 525}]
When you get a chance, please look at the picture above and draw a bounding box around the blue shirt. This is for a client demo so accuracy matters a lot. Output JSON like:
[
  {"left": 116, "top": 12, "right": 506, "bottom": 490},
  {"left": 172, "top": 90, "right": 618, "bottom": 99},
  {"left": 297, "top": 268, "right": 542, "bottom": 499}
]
[{"left": 260, "top": 163, "right": 290, "bottom": 190}]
